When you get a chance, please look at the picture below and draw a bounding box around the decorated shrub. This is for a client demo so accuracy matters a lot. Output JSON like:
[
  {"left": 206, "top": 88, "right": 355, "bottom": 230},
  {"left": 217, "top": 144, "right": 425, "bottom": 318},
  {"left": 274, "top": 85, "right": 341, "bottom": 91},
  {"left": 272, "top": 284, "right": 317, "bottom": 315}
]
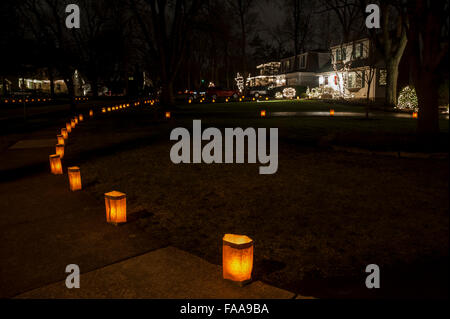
[{"left": 397, "top": 86, "right": 418, "bottom": 111}]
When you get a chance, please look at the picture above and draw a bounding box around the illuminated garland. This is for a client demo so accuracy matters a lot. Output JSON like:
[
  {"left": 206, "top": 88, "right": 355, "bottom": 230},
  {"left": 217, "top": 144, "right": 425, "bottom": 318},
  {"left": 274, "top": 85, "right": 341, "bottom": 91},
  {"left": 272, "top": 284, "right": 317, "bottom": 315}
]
[{"left": 235, "top": 73, "right": 244, "bottom": 92}]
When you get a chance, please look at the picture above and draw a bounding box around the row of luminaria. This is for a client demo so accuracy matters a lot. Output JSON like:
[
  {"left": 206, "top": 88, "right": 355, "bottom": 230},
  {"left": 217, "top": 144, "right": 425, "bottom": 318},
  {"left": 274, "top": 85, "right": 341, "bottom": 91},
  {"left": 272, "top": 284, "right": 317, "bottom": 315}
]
[{"left": 47, "top": 101, "right": 254, "bottom": 285}]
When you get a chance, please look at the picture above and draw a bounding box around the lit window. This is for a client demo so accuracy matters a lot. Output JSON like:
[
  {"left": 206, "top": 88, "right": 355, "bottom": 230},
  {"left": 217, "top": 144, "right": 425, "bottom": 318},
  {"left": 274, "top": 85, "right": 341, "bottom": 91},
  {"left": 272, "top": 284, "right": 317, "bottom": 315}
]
[
  {"left": 335, "top": 49, "right": 341, "bottom": 61},
  {"left": 347, "top": 72, "right": 363, "bottom": 89}
]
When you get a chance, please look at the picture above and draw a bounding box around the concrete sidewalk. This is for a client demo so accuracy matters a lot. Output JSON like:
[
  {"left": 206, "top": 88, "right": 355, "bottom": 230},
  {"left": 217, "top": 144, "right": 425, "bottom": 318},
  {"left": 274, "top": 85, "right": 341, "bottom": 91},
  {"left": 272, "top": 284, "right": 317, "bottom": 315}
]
[
  {"left": 0, "top": 113, "right": 170, "bottom": 298},
  {"left": 16, "top": 246, "right": 300, "bottom": 299},
  {"left": 0, "top": 170, "right": 170, "bottom": 298}
]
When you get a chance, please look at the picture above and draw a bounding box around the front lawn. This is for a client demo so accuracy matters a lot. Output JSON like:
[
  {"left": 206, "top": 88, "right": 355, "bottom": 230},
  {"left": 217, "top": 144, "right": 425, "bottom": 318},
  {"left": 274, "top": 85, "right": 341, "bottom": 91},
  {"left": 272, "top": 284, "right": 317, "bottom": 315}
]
[{"left": 66, "top": 100, "right": 448, "bottom": 298}]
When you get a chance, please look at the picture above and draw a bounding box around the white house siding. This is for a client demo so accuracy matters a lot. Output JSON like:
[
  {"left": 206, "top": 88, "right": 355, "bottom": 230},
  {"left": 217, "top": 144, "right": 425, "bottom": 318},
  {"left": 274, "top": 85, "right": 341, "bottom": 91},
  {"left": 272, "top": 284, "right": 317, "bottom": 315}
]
[
  {"left": 285, "top": 72, "right": 318, "bottom": 87},
  {"left": 316, "top": 67, "right": 386, "bottom": 101}
]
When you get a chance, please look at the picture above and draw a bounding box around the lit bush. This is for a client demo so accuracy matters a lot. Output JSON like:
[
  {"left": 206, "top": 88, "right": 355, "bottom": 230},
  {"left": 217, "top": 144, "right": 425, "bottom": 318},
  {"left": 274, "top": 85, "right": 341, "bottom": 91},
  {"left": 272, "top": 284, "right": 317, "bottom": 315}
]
[
  {"left": 397, "top": 86, "right": 418, "bottom": 111},
  {"left": 282, "top": 87, "right": 296, "bottom": 99}
]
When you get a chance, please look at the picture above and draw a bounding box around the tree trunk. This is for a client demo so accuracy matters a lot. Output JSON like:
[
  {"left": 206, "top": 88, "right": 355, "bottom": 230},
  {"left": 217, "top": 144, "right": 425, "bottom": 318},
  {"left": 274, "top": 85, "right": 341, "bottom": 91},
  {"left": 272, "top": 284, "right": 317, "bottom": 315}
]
[
  {"left": 416, "top": 73, "right": 440, "bottom": 135},
  {"left": 48, "top": 67, "right": 55, "bottom": 98},
  {"left": 64, "top": 77, "right": 76, "bottom": 112},
  {"left": 406, "top": 0, "right": 446, "bottom": 136},
  {"left": 161, "top": 80, "right": 174, "bottom": 106},
  {"left": 1, "top": 77, "right": 7, "bottom": 96},
  {"left": 365, "top": 79, "right": 372, "bottom": 118},
  {"left": 386, "top": 60, "right": 399, "bottom": 107},
  {"left": 91, "top": 77, "right": 99, "bottom": 97}
]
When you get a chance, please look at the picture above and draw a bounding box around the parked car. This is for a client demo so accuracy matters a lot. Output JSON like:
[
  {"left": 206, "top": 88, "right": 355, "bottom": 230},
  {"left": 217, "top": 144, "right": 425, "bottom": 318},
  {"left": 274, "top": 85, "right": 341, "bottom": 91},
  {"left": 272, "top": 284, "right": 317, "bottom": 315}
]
[
  {"left": 248, "top": 86, "right": 269, "bottom": 98},
  {"left": 206, "top": 87, "right": 239, "bottom": 99},
  {"left": 175, "top": 89, "right": 200, "bottom": 101}
]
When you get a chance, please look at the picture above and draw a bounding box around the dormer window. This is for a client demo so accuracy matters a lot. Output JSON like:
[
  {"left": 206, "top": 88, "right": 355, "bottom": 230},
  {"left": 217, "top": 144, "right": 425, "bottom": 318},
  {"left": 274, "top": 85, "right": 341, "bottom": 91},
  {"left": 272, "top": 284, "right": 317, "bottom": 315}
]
[
  {"left": 335, "top": 49, "right": 341, "bottom": 61},
  {"left": 354, "top": 43, "right": 363, "bottom": 59},
  {"left": 300, "top": 55, "right": 306, "bottom": 68},
  {"left": 335, "top": 48, "right": 346, "bottom": 61}
]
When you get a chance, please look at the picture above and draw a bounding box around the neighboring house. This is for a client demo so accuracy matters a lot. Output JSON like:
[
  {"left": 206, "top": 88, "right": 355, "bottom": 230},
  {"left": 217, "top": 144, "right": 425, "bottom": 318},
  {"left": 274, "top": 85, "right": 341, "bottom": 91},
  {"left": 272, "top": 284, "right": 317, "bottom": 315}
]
[
  {"left": 316, "top": 38, "right": 386, "bottom": 101},
  {"left": 277, "top": 50, "right": 330, "bottom": 87},
  {"left": 246, "top": 38, "right": 388, "bottom": 101},
  {"left": 246, "top": 62, "right": 280, "bottom": 88},
  {"left": 1, "top": 68, "right": 68, "bottom": 96}
]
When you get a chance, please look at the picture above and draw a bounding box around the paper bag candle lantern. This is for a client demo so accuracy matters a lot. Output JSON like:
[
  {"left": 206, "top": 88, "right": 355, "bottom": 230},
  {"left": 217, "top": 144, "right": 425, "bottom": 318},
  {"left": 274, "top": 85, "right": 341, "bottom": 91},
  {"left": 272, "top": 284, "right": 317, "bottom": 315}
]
[
  {"left": 68, "top": 167, "right": 82, "bottom": 191},
  {"left": 89, "top": 110, "right": 93, "bottom": 117},
  {"left": 79, "top": 114, "right": 84, "bottom": 121},
  {"left": 57, "top": 135, "right": 65, "bottom": 145},
  {"left": 61, "top": 128, "right": 68, "bottom": 140},
  {"left": 260, "top": 110, "right": 266, "bottom": 117},
  {"left": 222, "top": 234, "right": 253, "bottom": 285},
  {"left": 66, "top": 122, "right": 72, "bottom": 133},
  {"left": 55, "top": 144, "right": 64, "bottom": 159},
  {"left": 49, "top": 154, "right": 63, "bottom": 175},
  {"left": 70, "top": 119, "right": 75, "bottom": 128},
  {"left": 74, "top": 117, "right": 78, "bottom": 125},
  {"left": 165, "top": 112, "right": 171, "bottom": 119},
  {"left": 330, "top": 109, "right": 335, "bottom": 116},
  {"left": 105, "top": 191, "right": 127, "bottom": 225},
  {"left": 412, "top": 112, "right": 418, "bottom": 119}
]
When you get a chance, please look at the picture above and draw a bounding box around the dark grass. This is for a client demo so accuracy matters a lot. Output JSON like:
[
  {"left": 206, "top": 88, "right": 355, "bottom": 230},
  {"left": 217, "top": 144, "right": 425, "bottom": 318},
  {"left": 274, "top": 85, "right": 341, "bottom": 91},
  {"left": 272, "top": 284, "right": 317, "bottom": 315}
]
[{"left": 173, "top": 100, "right": 449, "bottom": 152}]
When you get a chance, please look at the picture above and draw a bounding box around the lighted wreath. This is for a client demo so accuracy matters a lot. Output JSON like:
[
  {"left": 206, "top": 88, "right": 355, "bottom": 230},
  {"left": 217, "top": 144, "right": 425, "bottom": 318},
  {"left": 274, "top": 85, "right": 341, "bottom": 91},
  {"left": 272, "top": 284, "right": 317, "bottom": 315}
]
[{"left": 282, "top": 87, "right": 296, "bottom": 99}]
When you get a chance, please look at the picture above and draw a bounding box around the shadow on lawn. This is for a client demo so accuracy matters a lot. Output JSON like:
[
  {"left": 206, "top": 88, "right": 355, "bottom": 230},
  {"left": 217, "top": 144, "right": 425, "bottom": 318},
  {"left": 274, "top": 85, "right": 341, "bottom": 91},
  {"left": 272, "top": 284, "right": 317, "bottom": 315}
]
[{"left": 278, "top": 255, "right": 449, "bottom": 299}]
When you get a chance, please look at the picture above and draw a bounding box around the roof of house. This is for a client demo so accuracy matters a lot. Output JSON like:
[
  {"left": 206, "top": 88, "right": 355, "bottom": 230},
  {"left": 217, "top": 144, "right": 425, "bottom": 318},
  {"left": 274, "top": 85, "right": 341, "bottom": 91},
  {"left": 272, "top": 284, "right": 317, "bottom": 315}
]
[
  {"left": 329, "top": 35, "right": 370, "bottom": 48},
  {"left": 280, "top": 51, "right": 331, "bottom": 73}
]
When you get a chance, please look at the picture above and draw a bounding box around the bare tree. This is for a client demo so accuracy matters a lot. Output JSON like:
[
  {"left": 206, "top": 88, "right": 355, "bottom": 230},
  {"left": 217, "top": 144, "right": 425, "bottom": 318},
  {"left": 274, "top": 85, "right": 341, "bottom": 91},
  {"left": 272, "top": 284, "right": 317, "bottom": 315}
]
[
  {"left": 320, "top": 0, "right": 364, "bottom": 43},
  {"left": 354, "top": 40, "right": 377, "bottom": 117},
  {"left": 18, "top": 0, "right": 81, "bottom": 111},
  {"left": 130, "top": 0, "right": 205, "bottom": 106},
  {"left": 226, "top": 0, "right": 258, "bottom": 92},
  {"left": 283, "top": 0, "right": 314, "bottom": 68},
  {"left": 319, "top": 0, "right": 365, "bottom": 100}
]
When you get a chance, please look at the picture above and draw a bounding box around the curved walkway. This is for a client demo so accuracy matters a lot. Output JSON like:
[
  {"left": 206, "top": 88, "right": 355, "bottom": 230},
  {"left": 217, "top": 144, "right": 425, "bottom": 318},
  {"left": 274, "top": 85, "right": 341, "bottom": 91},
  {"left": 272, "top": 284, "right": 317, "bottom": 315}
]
[{"left": 0, "top": 101, "right": 298, "bottom": 299}]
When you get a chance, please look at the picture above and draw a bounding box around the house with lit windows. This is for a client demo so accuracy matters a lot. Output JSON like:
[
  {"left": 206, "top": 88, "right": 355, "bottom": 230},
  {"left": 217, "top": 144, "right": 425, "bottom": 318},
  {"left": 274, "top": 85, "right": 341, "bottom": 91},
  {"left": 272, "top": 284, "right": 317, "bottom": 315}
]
[
  {"left": 315, "top": 38, "right": 387, "bottom": 101},
  {"left": 1, "top": 68, "right": 68, "bottom": 96},
  {"left": 247, "top": 37, "right": 387, "bottom": 101},
  {"left": 246, "top": 62, "right": 281, "bottom": 88},
  {"left": 276, "top": 50, "right": 330, "bottom": 87}
]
